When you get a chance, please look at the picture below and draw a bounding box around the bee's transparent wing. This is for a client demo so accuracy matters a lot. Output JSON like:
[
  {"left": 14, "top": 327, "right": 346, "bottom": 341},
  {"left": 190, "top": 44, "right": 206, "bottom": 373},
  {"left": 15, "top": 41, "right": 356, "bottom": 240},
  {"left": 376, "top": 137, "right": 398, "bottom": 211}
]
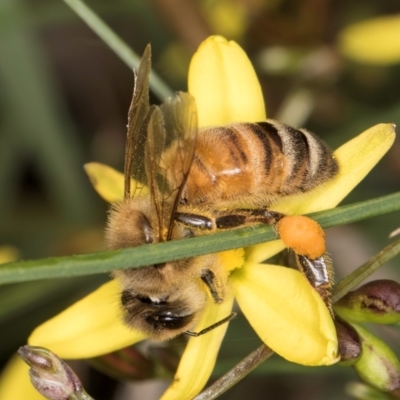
[
  {"left": 146, "top": 92, "right": 198, "bottom": 241},
  {"left": 124, "top": 44, "right": 152, "bottom": 199}
]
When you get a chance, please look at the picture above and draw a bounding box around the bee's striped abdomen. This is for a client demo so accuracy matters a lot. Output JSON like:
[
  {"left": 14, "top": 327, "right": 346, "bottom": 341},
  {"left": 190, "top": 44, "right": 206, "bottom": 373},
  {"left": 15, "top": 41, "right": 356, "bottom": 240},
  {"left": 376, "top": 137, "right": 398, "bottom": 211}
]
[
  {"left": 180, "top": 120, "right": 338, "bottom": 207},
  {"left": 255, "top": 120, "right": 339, "bottom": 195}
]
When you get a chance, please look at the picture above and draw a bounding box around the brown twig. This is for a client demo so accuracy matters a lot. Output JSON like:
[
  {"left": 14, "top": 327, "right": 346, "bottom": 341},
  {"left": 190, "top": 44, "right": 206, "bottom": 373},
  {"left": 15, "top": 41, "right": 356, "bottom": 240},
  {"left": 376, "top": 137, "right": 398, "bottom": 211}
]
[{"left": 194, "top": 344, "right": 274, "bottom": 400}]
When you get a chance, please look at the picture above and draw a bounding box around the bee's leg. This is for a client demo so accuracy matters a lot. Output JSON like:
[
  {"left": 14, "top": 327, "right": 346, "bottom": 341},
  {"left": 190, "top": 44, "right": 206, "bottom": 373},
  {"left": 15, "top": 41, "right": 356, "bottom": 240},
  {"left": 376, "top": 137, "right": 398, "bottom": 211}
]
[
  {"left": 175, "top": 209, "right": 285, "bottom": 231},
  {"left": 215, "top": 209, "right": 285, "bottom": 228},
  {"left": 200, "top": 269, "right": 224, "bottom": 304},
  {"left": 175, "top": 209, "right": 333, "bottom": 317},
  {"left": 230, "top": 210, "right": 335, "bottom": 316},
  {"left": 176, "top": 210, "right": 334, "bottom": 316},
  {"left": 296, "top": 254, "right": 334, "bottom": 317},
  {"left": 174, "top": 213, "right": 214, "bottom": 230}
]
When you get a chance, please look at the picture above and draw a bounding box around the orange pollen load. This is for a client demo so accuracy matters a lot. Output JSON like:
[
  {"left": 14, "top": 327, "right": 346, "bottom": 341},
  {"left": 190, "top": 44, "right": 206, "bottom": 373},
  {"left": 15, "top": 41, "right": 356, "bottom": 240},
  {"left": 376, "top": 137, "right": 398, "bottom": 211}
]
[{"left": 276, "top": 215, "right": 326, "bottom": 259}]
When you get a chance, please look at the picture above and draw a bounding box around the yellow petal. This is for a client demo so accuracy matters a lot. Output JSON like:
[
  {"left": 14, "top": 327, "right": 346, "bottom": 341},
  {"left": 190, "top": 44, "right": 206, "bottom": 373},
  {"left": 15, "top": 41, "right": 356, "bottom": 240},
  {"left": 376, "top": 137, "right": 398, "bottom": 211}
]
[
  {"left": 188, "top": 36, "right": 266, "bottom": 127},
  {"left": 245, "top": 240, "right": 286, "bottom": 265},
  {"left": 0, "top": 355, "right": 46, "bottom": 399},
  {"left": 84, "top": 162, "right": 147, "bottom": 203},
  {"left": 28, "top": 281, "right": 146, "bottom": 359},
  {"left": 338, "top": 15, "right": 400, "bottom": 65},
  {"left": 161, "top": 292, "right": 234, "bottom": 400},
  {"left": 231, "top": 262, "right": 338, "bottom": 366},
  {"left": 247, "top": 123, "right": 395, "bottom": 263}
]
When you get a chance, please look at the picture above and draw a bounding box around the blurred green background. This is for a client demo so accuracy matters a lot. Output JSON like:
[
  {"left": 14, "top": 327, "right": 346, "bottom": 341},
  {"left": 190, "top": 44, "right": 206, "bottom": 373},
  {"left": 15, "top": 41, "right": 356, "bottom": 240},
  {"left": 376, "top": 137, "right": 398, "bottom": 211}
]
[{"left": 1, "top": 0, "right": 400, "bottom": 399}]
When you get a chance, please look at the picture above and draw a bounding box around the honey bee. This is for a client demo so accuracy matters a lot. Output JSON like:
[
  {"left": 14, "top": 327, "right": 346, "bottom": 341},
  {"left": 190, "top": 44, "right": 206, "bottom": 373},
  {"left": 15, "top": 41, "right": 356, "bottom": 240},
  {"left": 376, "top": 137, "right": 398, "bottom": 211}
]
[{"left": 106, "top": 45, "right": 339, "bottom": 340}]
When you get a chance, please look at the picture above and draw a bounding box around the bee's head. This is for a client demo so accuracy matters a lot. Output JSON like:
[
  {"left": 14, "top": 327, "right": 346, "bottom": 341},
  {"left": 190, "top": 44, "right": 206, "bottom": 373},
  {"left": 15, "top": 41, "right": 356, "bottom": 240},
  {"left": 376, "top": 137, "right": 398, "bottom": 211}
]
[
  {"left": 105, "top": 198, "right": 154, "bottom": 250},
  {"left": 115, "top": 266, "right": 207, "bottom": 341}
]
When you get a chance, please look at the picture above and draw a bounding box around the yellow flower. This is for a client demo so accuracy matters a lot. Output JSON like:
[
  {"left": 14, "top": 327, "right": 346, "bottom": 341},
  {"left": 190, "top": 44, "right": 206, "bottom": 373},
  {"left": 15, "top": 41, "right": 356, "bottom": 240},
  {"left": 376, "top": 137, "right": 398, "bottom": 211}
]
[
  {"left": 0, "top": 245, "right": 43, "bottom": 400},
  {"left": 28, "top": 36, "right": 395, "bottom": 400},
  {"left": 338, "top": 14, "right": 400, "bottom": 65}
]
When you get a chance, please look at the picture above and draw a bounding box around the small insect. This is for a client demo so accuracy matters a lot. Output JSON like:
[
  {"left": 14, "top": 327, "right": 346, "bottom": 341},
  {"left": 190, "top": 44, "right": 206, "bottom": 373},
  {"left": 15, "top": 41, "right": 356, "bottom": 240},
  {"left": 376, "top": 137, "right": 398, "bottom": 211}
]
[{"left": 106, "top": 45, "right": 339, "bottom": 340}]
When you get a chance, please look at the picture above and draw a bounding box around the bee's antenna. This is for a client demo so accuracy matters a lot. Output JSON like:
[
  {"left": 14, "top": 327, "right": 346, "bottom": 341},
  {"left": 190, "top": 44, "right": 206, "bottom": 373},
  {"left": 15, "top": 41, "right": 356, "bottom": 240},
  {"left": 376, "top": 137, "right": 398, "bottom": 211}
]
[{"left": 184, "top": 312, "right": 237, "bottom": 337}]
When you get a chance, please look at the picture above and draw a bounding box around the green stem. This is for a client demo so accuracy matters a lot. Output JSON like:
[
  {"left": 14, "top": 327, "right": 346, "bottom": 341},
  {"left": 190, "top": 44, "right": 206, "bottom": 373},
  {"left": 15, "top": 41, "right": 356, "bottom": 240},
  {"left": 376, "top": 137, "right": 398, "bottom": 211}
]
[
  {"left": 332, "top": 238, "right": 400, "bottom": 302},
  {"left": 1, "top": 192, "right": 400, "bottom": 285}
]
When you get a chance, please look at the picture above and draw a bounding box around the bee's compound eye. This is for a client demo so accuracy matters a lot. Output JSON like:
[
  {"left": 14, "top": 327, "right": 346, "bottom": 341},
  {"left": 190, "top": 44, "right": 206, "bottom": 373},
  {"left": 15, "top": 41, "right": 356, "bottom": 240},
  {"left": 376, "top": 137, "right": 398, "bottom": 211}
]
[
  {"left": 121, "top": 290, "right": 194, "bottom": 334},
  {"left": 146, "top": 312, "right": 195, "bottom": 331}
]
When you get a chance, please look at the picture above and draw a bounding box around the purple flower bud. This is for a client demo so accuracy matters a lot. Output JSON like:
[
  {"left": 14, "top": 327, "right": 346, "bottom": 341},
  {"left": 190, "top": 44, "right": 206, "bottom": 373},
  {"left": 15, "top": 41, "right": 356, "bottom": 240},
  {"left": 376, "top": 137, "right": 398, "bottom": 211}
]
[
  {"left": 334, "top": 280, "right": 400, "bottom": 324},
  {"left": 18, "top": 346, "right": 92, "bottom": 400},
  {"left": 335, "top": 318, "right": 362, "bottom": 365}
]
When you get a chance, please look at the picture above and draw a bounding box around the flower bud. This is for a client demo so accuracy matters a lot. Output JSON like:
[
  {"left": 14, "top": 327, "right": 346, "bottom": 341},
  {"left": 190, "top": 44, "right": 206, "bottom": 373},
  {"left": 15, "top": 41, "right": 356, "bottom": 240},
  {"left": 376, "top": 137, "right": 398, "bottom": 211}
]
[
  {"left": 334, "top": 280, "right": 400, "bottom": 324},
  {"left": 335, "top": 318, "right": 362, "bottom": 366},
  {"left": 18, "top": 345, "right": 92, "bottom": 400},
  {"left": 352, "top": 324, "right": 400, "bottom": 393}
]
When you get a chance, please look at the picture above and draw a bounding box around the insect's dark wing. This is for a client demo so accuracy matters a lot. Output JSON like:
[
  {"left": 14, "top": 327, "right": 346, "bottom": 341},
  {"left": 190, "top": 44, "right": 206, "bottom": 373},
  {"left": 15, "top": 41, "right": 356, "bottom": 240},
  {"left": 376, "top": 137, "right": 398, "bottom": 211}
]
[
  {"left": 124, "top": 44, "right": 152, "bottom": 199},
  {"left": 145, "top": 92, "right": 198, "bottom": 241}
]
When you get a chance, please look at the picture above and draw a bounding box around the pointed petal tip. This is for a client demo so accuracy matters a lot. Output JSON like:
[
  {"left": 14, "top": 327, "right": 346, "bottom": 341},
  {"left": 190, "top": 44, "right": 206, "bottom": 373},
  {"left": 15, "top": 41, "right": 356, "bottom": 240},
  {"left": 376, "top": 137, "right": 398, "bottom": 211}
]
[
  {"left": 83, "top": 162, "right": 125, "bottom": 203},
  {"left": 271, "top": 122, "right": 396, "bottom": 215},
  {"left": 189, "top": 36, "right": 266, "bottom": 127},
  {"left": 232, "top": 263, "right": 338, "bottom": 366}
]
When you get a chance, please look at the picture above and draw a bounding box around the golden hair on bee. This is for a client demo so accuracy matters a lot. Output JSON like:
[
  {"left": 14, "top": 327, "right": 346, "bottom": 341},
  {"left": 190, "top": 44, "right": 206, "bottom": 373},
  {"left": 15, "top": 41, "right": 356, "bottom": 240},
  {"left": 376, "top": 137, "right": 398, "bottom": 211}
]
[{"left": 174, "top": 121, "right": 338, "bottom": 208}]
